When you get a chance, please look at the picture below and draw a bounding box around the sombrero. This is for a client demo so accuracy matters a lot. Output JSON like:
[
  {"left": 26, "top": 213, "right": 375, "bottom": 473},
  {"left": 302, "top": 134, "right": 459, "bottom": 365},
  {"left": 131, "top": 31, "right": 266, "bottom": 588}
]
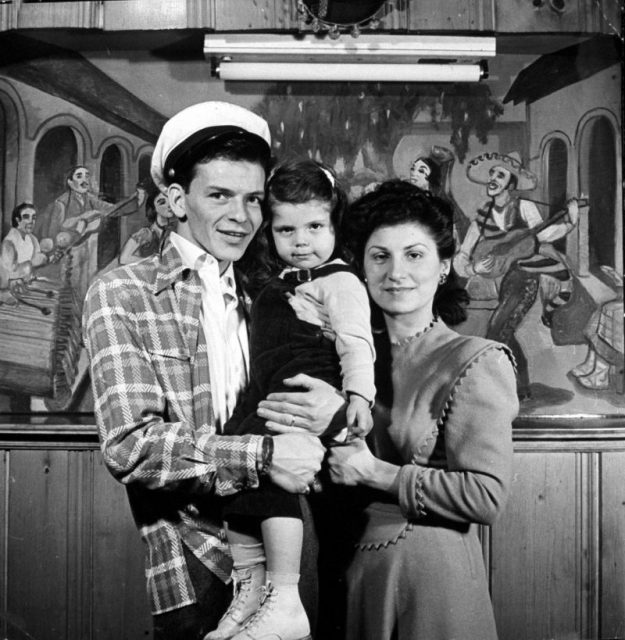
[{"left": 466, "top": 151, "right": 537, "bottom": 191}]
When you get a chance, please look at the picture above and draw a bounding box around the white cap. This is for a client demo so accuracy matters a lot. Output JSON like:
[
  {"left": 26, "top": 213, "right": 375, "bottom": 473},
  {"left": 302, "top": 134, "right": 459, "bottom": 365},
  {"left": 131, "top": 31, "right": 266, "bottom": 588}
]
[{"left": 151, "top": 101, "right": 271, "bottom": 192}]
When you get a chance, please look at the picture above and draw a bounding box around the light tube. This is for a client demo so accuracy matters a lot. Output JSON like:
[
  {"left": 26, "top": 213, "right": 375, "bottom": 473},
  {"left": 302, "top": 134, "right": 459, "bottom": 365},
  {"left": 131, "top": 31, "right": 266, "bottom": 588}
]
[{"left": 215, "top": 61, "right": 487, "bottom": 83}]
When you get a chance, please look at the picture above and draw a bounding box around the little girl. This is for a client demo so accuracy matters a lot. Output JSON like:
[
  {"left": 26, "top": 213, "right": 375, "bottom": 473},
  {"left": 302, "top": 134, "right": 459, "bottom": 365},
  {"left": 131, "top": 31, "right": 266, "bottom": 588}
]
[{"left": 206, "top": 160, "right": 375, "bottom": 640}]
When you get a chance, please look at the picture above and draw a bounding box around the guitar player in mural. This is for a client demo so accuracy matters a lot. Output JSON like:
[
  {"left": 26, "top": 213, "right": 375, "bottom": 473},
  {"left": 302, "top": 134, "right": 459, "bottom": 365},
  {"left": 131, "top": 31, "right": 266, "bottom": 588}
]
[{"left": 454, "top": 151, "right": 580, "bottom": 400}]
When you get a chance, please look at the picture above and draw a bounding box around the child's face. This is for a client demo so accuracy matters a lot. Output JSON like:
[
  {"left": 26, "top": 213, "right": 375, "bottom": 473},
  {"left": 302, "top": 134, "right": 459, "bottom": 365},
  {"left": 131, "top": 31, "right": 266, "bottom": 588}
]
[{"left": 271, "top": 199, "right": 336, "bottom": 269}]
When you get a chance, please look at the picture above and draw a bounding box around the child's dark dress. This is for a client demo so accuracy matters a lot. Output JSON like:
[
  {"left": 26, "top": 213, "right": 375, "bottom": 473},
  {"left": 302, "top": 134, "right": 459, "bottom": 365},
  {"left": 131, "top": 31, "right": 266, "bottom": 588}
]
[{"left": 222, "top": 261, "right": 374, "bottom": 521}]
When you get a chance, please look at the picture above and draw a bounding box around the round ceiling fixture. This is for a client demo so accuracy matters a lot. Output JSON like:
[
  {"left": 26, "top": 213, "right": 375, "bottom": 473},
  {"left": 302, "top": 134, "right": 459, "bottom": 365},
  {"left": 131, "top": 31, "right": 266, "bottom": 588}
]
[{"left": 297, "top": 0, "right": 388, "bottom": 38}]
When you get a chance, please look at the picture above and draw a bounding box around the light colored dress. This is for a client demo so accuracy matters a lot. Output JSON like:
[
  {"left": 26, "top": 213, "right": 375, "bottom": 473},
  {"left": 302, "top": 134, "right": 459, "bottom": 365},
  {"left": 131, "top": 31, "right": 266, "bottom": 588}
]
[{"left": 344, "top": 319, "right": 518, "bottom": 640}]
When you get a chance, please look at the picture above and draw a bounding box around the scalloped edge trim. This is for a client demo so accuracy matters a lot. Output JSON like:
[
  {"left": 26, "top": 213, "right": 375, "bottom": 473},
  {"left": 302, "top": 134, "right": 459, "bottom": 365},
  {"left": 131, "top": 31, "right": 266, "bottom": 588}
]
[
  {"left": 409, "top": 343, "right": 516, "bottom": 512},
  {"left": 354, "top": 522, "right": 414, "bottom": 551}
]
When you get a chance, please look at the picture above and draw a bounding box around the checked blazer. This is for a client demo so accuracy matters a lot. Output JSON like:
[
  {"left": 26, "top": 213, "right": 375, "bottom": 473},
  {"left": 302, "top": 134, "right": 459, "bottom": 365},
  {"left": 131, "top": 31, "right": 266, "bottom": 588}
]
[{"left": 83, "top": 237, "right": 263, "bottom": 614}]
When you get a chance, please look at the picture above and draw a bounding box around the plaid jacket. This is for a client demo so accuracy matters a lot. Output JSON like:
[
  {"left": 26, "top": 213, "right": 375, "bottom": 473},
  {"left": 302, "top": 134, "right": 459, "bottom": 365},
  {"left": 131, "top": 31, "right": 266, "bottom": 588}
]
[{"left": 83, "top": 237, "right": 262, "bottom": 614}]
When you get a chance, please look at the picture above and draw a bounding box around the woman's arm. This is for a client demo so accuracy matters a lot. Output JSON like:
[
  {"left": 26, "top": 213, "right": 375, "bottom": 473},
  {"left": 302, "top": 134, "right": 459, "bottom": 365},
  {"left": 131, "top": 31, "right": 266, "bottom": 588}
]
[
  {"left": 328, "top": 347, "right": 518, "bottom": 526},
  {"left": 398, "top": 347, "right": 517, "bottom": 525}
]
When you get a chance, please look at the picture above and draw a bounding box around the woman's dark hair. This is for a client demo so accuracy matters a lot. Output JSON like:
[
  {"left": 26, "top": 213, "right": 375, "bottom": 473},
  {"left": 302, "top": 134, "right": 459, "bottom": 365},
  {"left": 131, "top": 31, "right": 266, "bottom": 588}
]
[
  {"left": 343, "top": 179, "right": 468, "bottom": 326},
  {"left": 144, "top": 189, "right": 161, "bottom": 225},
  {"left": 239, "top": 159, "right": 348, "bottom": 297}
]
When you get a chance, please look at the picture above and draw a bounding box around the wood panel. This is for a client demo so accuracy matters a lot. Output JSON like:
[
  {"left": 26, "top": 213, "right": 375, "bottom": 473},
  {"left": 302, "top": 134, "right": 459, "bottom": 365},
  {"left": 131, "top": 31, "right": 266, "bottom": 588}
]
[
  {"left": 17, "top": 1, "right": 102, "bottom": 29},
  {"left": 92, "top": 455, "right": 152, "bottom": 640},
  {"left": 491, "top": 451, "right": 587, "bottom": 639},
  {"left": 600, "top": 452, "right": 625, "bottom": 639},
  {"left": 103, "top": 0, "right": 187, "bottom": 30},
  {"left": 405, "top": 0, "right": 495, "bottom": 31},
  {"left": 8, "top": 449, "right": 71, "bottom": 640},
  {"left": 0, "top": 449, "right": 7, "bottom": 640},
  {"left": 1, "top": 424, "right": 624, "bottom": 639},
  {"left": 494, "top": 0, "right": 621, "bottom": 35}
]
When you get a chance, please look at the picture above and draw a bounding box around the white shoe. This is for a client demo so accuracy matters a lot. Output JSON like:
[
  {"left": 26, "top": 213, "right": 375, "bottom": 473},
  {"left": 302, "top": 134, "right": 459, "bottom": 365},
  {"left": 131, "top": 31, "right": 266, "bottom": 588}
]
[
  {"left": 578, "top": 366, "right": 610, "bottom": 390},
  {"left": 204, "top": 565, "right": 265, "bottom": 640},
  {"left": 231, "top": 582, "right": 311, "bottom": 640},
  {"left": 571, "top": 351, "right": 597, "bottom": 377}
]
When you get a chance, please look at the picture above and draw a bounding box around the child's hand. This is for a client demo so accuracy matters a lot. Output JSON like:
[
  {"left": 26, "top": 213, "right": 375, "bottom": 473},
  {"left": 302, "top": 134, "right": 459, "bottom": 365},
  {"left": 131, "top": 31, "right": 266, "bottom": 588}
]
[{"left": 346, "top": 394, "right": 373, "bottom": 438}]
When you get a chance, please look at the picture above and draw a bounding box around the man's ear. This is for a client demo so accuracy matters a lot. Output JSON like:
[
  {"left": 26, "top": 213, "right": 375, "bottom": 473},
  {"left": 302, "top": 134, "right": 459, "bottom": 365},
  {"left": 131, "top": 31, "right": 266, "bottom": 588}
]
[{"left": 167, "top": 184, "right": 187, "bottom": 221}]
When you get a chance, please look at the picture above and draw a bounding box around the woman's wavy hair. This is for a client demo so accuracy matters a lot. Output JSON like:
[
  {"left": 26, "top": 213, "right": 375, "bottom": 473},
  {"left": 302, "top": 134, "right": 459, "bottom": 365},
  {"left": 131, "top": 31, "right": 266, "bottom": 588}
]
[
  {"left": 239, "top": 159, "right": 349, "bottom": 297},
  {"left": 342, "top": 179, "right": 468, "bottom": 326}
]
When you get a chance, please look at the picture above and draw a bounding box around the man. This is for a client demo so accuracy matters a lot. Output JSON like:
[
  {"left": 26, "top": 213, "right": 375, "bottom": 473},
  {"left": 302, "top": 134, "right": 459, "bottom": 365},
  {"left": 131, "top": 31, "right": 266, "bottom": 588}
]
[
  {"left": 38, "top": 165, "right": 117, "bottom": 301},
  {"left": 454, "top": 151, "right": 579, "bottom": 399},
  {"left": 83, "top": 102, "right": 337, "bottom": 640},
  {"left": 1, "top": 202, "right": 48, "bottom": 272},
  {"left": 0, "top": 202, "right": 49, "bottom": 305}
]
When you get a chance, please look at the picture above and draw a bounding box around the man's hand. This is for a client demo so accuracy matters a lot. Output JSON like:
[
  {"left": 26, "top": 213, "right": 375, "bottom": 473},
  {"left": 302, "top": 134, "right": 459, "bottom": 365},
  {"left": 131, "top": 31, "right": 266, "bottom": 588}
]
[
  {"left": 257, "top": 374, "right": 346, "bottom": 437},
  {"left": 269, "top": 433, "right": 325, "bottom": 494}
]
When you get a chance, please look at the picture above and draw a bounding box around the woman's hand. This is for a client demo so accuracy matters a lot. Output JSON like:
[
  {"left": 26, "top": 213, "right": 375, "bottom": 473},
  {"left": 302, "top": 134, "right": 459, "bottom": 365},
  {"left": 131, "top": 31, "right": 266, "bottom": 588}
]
[
  {"left": 327, "top": 438, "right": 376, "bottom": 486},
  {"left": 328, "top": 438, "right": 401, "bottom": 495},
  {"left": 257, "top": 374, "right": 346, "bottom": 437}
]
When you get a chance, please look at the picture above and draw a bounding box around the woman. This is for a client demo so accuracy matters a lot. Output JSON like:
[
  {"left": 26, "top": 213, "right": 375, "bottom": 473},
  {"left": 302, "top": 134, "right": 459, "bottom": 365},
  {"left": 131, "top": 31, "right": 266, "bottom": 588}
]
[
  {"left": 324, "top": 180, "right": 518, "bottom": 639},
  {"left": 119, "top": 189, "right": 175, "bottom": 265},
  {"left": 408, "top": 155, "right": 441, "bottom": 193}
]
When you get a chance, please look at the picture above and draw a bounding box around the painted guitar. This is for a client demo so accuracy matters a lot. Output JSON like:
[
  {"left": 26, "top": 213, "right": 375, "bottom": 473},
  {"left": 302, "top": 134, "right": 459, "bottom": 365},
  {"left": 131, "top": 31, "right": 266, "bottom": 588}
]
[{"left": 470, "top": 197, "right": 585, "bottom": 279}]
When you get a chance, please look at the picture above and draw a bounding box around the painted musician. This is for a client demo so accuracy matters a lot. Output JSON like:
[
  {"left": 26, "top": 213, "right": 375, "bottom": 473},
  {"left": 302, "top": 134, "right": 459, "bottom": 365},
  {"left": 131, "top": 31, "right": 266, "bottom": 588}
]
[
  {"left": 38, "top": 165, "right": 124, "bottom": 301},
  {"left": 0, "top": 202, "right": 49, "bottom": 305},
  {"left": 454, "top": 151, "right": 579, "bottom": 399}
]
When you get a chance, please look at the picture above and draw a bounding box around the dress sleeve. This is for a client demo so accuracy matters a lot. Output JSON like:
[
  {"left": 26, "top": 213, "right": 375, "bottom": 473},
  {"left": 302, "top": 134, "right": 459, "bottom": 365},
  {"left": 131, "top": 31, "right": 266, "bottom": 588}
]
[
  {"left": 82, "top": 274, "right": 262, "bottom": 497},
  {"left": 397, "top": 346, "right": 518, "bottom": 525}
]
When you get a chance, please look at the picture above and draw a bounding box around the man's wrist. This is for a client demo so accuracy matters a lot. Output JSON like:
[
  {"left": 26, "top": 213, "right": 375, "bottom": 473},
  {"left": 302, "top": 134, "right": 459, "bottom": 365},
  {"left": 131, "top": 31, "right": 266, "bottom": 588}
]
[{"left": 257, "top": 436, "right": 274, "bottom": 477}]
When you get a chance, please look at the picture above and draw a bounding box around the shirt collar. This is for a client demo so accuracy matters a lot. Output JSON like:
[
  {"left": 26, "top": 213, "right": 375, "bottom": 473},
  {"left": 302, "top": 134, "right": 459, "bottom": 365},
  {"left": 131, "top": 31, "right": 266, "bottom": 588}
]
[{"left": 170, "top": 232, "right": 236, "bottom": 290}]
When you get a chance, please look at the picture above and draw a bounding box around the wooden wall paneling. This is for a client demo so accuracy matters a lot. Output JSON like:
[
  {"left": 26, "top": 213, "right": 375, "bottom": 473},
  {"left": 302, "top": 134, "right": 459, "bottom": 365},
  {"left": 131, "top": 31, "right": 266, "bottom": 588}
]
[
  {"left": 490, "top": 451, "right": 583, "bottom": 640},
  {"left": 213, "top": 0, "right": 279, "bottom": 30},
  {"left": 0, "top": 0, "right": 18, "bottom": 32},
  {"left": 186, "top": 0, "right": 215, "bottom": 29},
  {"left": 103, "top": 0, "right": 187, "bottom": 30},
  {"left": 66, "top": 450, "right": 94, "bottom": 640},
  {"left": 579, "top": 451, "right": 600, "bottom": 639},
  {"left": 17, "top": 1, "right": 102, "bottom": 29},
  {"left": 406, "top": 0, "right": 495, "bottom": 31},
  {"left": 0, "top": 450, "right": 7, "bottom": 640},
  {"left": 8, "top": 449, "right": 70, "bottom": 640},
  {"left": 600, "top": 451, "right": 625, "bottom": 639},
  {"left": 91, "top": 454, "right": 152, "bottom": 640},
  {"left": 493, "top": 0, "right": 614, "bottom": 34}
]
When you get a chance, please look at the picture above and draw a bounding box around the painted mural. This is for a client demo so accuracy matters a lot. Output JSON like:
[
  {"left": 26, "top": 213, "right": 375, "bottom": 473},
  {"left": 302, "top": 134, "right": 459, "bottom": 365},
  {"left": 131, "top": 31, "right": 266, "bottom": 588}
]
[{"left": 0, "top": 33, "right": 622, "bottom": 417}]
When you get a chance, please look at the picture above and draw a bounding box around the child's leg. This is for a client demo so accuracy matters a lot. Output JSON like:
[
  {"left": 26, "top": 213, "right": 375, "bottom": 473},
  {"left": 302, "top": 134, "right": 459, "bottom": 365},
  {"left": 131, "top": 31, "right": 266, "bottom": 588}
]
[
  {"left": 262, "top": 516, "right": 303, "bottom": 575},
  {"left": 230, "top": 517, "right": 310, "bottom": 640},
  {"left": 204, "top": 523, "right": 266, "bottom": 640}
]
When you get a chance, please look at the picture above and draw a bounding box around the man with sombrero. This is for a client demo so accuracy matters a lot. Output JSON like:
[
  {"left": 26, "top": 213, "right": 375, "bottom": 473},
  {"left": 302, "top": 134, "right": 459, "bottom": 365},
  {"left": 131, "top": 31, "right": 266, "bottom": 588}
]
[{"left": 454, "top": 151, "right": 579, "bottom": 399}]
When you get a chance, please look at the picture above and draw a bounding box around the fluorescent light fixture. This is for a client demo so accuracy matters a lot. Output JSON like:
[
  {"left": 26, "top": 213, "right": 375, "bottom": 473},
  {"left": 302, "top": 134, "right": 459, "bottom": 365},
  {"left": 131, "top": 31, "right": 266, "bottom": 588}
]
[
  {"left": 216, "top": 61, "right": 487, "bottom": 83},
  {"left": 205, "top": 33, "right": 494, "bottom": 83},
  {"left": 204, "top": 34, "right": 496, "bottom": 63}
]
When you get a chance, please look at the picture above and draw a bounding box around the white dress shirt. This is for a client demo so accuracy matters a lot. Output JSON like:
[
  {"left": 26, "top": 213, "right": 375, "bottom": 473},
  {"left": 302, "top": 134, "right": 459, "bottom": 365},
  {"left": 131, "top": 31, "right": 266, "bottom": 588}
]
[{"left": 170, "top": 232, "right": 249, "bottom": 431}]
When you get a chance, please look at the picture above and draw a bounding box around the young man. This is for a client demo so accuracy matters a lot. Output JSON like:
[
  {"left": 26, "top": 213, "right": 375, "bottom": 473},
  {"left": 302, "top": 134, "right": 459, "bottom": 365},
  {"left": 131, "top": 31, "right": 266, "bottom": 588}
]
[
  {"left": 83, "top": 102, "right": 340, "bottom": 640},
  {"left": 1, "top": 202, "right": 48, "bottom": 272},
  {"left": 454, "top": 151, "right": 579, "bottom": 398}
]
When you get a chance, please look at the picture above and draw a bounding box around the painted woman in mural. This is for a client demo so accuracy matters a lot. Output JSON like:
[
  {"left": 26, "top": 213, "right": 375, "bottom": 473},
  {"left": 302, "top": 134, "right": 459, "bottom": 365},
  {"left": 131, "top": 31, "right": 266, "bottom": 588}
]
[
  {"left": 118, "top": 189, "right": 176, "bottom": 265},
  {"left": 453, "top": 151, "right": 580, "bottom": 399}
]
